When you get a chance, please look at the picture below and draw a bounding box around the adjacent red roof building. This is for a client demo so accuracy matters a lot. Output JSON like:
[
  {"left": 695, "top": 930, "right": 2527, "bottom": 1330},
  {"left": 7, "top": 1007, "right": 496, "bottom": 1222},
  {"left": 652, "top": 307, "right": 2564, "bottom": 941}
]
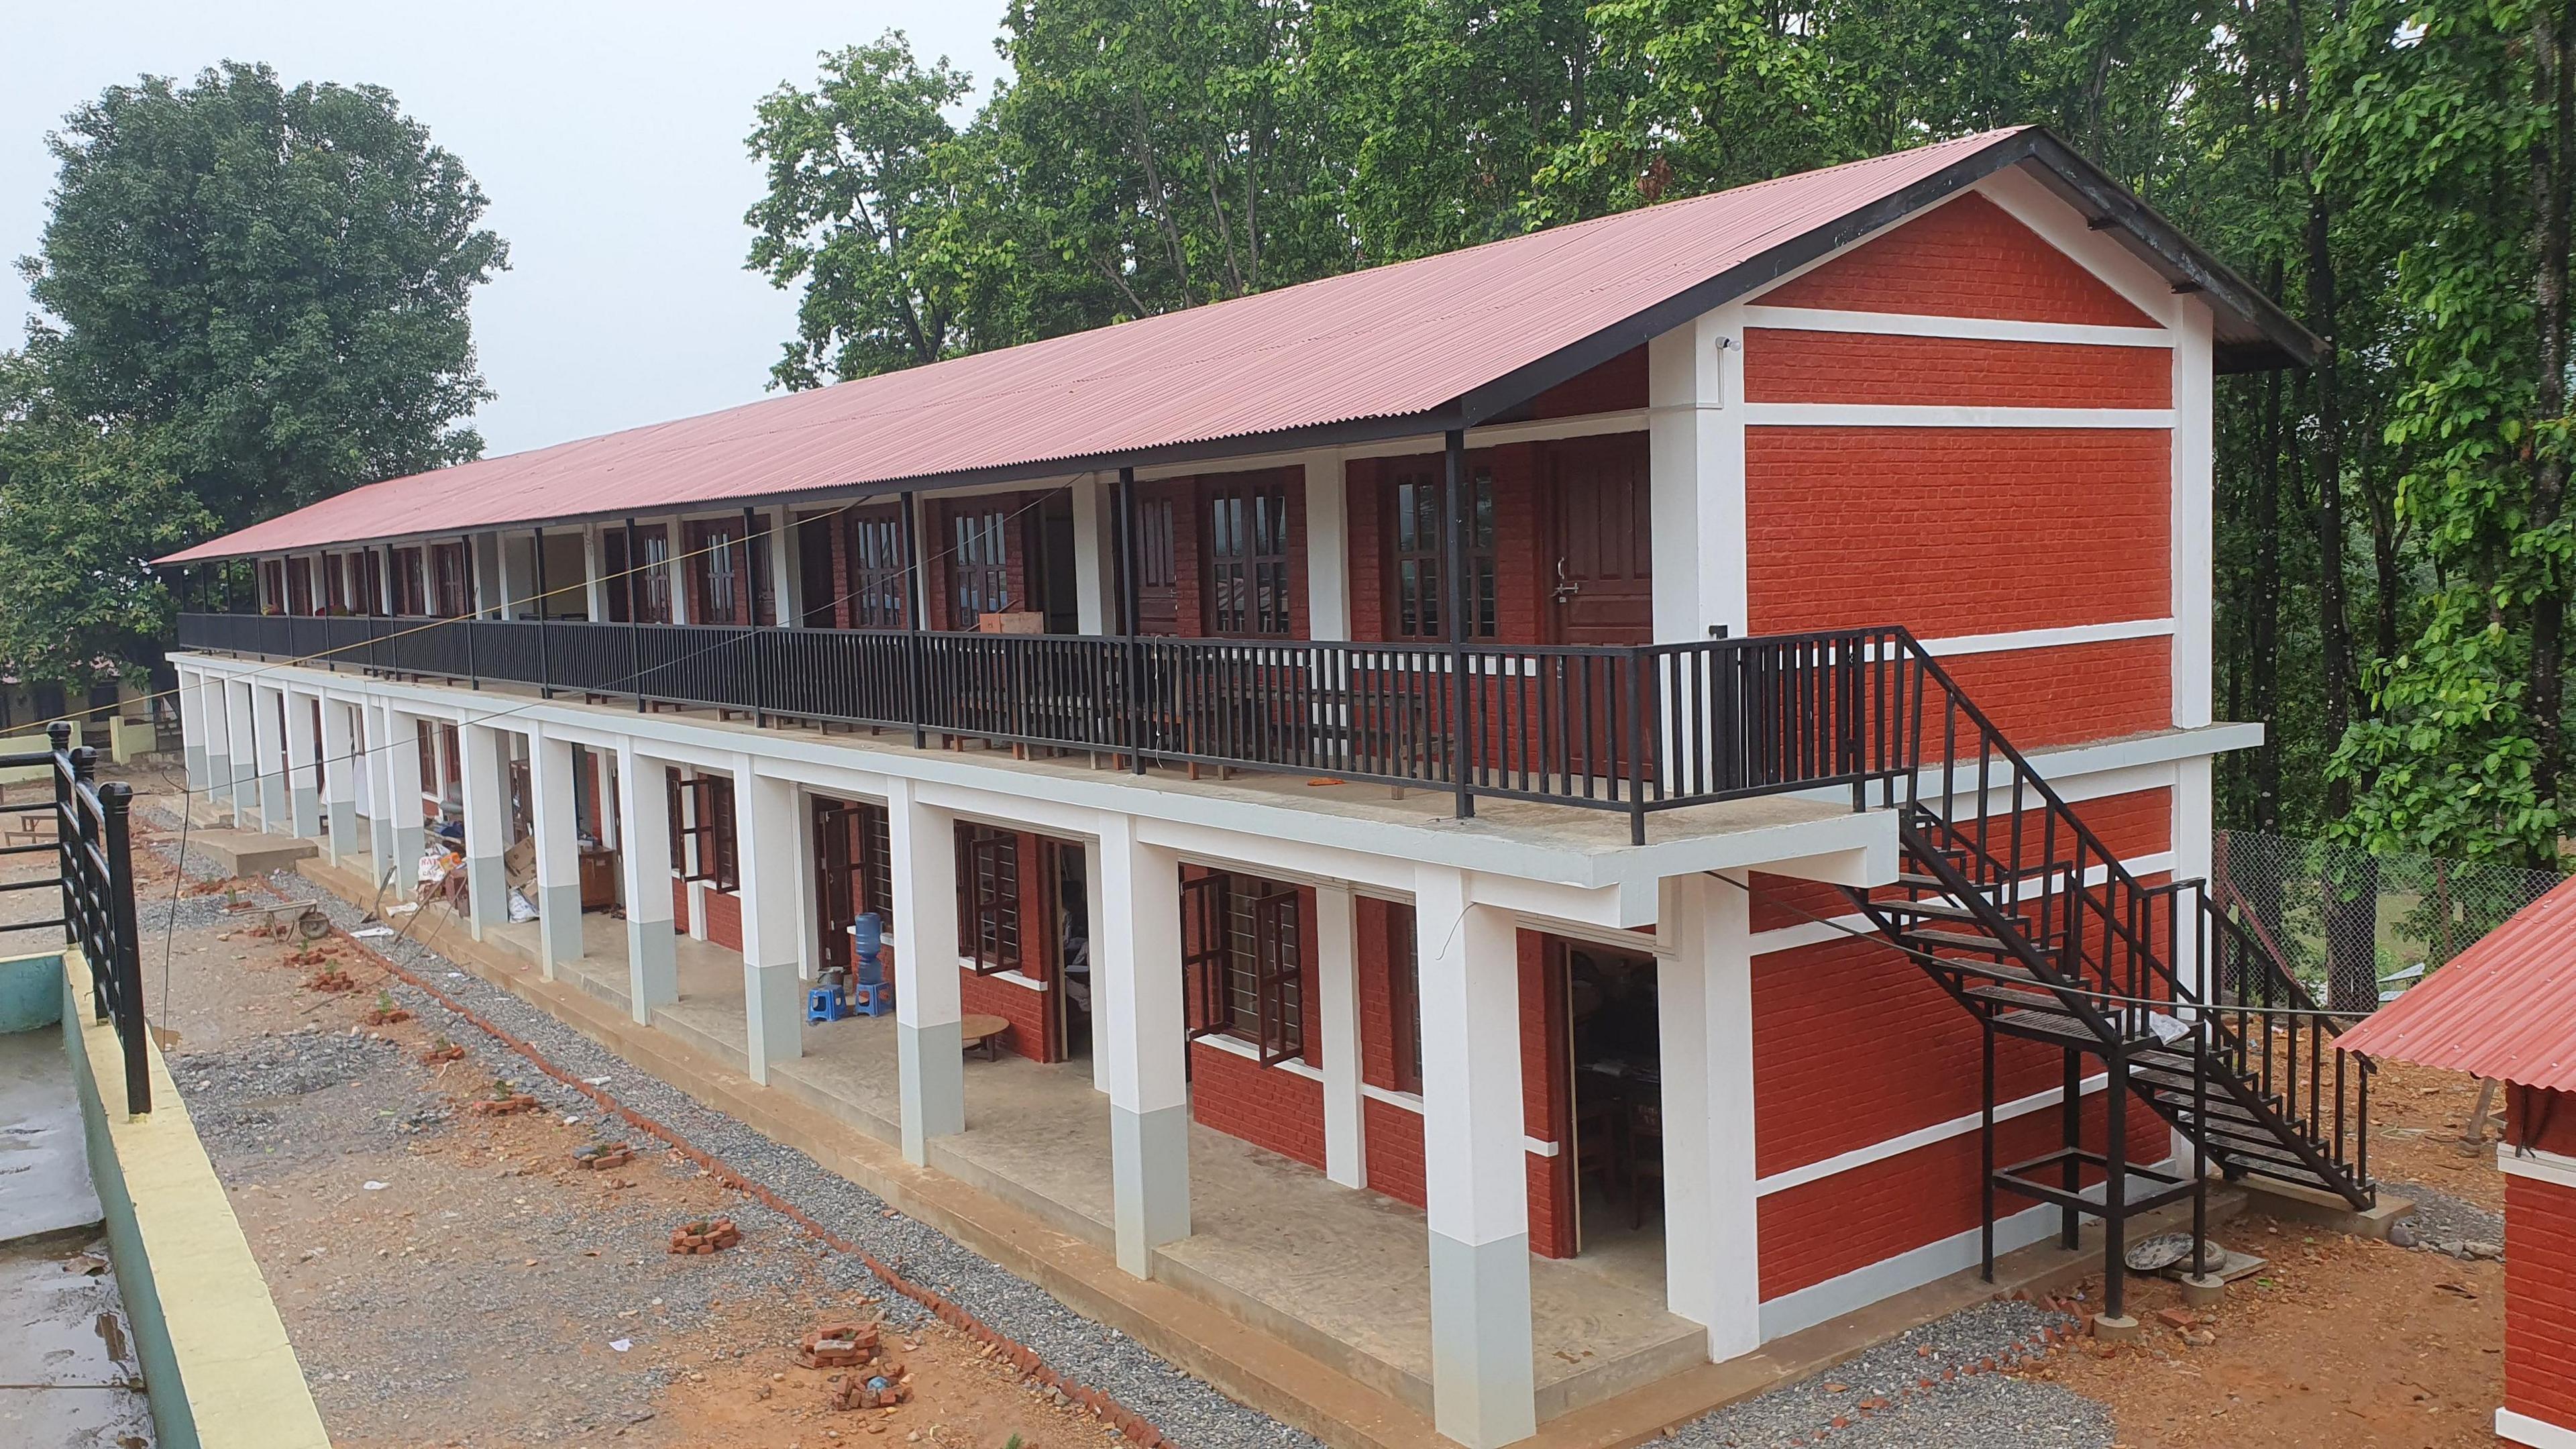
[{"left": 2337, "top": 873, "right": 2576, "bottom": 1091}]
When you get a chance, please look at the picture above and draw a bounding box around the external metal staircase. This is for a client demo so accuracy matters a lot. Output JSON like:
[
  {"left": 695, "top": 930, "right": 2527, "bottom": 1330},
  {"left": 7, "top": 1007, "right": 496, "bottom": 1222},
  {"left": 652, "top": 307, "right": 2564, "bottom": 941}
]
[{"left": 1834, "top": 639, "right": 2373, "bottom": 1322}]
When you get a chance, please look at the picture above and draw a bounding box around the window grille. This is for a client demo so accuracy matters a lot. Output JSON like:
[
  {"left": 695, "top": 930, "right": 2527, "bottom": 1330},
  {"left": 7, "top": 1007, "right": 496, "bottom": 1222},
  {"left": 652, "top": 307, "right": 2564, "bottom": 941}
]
[
  {"left": 1206, "top": 478, "right": 1291, "bottom": 635},
  {"left": 1387, "top": 466, "right": 1495, "bottom": 641}
]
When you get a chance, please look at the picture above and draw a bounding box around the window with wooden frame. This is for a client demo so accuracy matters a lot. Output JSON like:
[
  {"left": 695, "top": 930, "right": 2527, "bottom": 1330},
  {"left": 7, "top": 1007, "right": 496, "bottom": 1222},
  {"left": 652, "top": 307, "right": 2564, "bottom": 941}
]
[
  {"left": 391, "top": 549, "right": 427, "bottom": 614},
  {"left": 690, "top": 522, "right": 748, "bottom": 625},
  {"left": 666, "top": 769, "right": 687, "bottom": 870},
  {"left": 1385, "top": 466, "right": 1497, "bottom": 641},
  {"left": 356, "top": 549, "right": 384, "bottom": 615},
  {"left": 847, "top": 511, "right": 910, "bottom": 630},
  {"left": 604, "top": 527, "right": 673, "bottom": 624},
  {"left": 416, "top": 719, "right": 437, "bottom": 796},
  {"left": 322, "top": 555, "right": 347, "bottom": 614},
  {"left": 1183, "top": 872, "right": 1303, "bottom": 1065},
  {"left": 431, "top": 543, "right": 472, "bottom": 618},
  {"left": 950, "top": 508, "right": 1011, "bottom": 625},
  {"left": 956, "top": 824, "right": 1022, "bottom": 974},
  {"left": 1204, "top": 476, "right": 1292, "bottom": 636},
  {"left": 669, "top": 772, "right": 740, "bottom": 892},
  {"left": 1385, "top": 904, "right": 1424, "bottom": 1094},
  {"left": 1139, "top": 498, "right": 1176, "bottom": 591}
]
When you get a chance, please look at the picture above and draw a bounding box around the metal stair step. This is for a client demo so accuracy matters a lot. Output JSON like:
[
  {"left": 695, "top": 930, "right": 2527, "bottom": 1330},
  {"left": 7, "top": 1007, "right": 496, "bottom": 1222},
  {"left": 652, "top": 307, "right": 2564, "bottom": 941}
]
[{"left": 1909, "top": 927, "right": 2017, "bottom": 955}]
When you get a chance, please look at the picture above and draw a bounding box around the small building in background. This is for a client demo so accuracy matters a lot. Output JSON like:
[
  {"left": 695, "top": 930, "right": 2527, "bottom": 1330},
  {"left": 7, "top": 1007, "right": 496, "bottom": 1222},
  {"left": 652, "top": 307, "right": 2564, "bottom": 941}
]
[{"left": 2339, "top": 873, "right": 2576, "bottom": 1449}]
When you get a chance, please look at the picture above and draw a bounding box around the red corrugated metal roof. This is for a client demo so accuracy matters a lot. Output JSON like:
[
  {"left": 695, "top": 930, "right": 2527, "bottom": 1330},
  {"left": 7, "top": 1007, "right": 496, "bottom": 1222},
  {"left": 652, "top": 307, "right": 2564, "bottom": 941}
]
[
  {"left": 2336, "top": 873, "right": 2576, "bottom": 1089},
  {"left": 157, "top": 126, "right": 2306, "bottom": 564}
]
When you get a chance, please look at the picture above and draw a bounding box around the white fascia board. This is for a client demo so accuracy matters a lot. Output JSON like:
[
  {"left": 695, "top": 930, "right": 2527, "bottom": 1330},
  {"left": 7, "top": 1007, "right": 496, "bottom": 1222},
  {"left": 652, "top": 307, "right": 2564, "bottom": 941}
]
[
  {"left": 1772, "top": 724, "right": 2261, "bottom": 814},
  {"left": 2500, "top": 1146, "right": 2576, "bottom": 1191},
  {"left": 2500, "top": 1408, "right": 2576, "bottom": 1449}
]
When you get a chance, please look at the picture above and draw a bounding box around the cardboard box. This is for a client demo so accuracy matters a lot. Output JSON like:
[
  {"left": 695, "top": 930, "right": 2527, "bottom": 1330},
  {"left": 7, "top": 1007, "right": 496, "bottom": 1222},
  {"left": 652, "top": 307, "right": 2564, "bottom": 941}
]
[{"left": 976, "top": 611, "right": 1045, "bottom": 635}]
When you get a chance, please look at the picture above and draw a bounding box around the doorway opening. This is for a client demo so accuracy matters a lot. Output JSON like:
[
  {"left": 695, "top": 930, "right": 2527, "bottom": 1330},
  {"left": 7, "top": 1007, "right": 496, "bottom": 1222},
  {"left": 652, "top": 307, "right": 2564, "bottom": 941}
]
[
  {"left": 1562, "top": 938, "right": 1665, "bottom": 1265},
  {"left": 1046, "top": 841, "right": 1091, "bottom": 1061}
]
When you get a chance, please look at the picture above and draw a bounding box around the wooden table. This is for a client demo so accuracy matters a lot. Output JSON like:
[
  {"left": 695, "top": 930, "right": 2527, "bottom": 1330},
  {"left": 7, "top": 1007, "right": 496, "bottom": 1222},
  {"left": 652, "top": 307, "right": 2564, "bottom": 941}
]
[{"left": 959, "top": 1013, "right": 1012, "bottom": 1061}]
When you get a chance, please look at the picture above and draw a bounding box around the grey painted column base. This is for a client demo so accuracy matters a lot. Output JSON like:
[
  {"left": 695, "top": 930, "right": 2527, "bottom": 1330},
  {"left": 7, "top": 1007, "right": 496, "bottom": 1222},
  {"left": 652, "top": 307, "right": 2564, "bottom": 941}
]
[
  {"left": 743, "top": 960, "right": 804, "bottom": 1085},
  {"left": 538, "top": 883, "right": 584, "bottom": 977},
  {"left": 627, "top": 919, "right": 678, "bottom": 1024},
  {"left": 898, "top": 1020, "right": 966, "bottom": 1166},
  {"left": 465, "top": 853, "right": 504, "bottom": 939},
  {"left": 325, "top": 802, "right": 356, "bottom": 862},
  {"left": 184, "top": 745, "right": 209, "bottom": 794},
  {"left": 1110, "top": 1102, "right": 1193, "bottom": 1279},
  {"left": 359, "top": 812, "right": 395, "bottom": 885},
  {"left": 204, "top": 753, "right": 229, "bottom": 814},
  {"left": 390, "top": 826, "right": 425, "bottom": 885},
  {"left": 259, "top": 777, "right": 288, "bottom": 836},
  {"left": 290, "top": 785, "right": 322, "bottom": 841},
  {"left": 1428, "top": 1231, "right": 1538, "bottom": 1448}
]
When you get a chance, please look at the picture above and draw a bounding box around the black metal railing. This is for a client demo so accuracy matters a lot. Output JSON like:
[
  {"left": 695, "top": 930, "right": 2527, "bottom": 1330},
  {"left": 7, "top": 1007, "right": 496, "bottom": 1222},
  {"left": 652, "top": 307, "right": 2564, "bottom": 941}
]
[
  {"left": 178, "top": 612, "right": 1923, "bottom": 841},
  {"left": 1858, "top": 637, "right": 2373, "bottom": 1206},
  {"left": 0, "top": 722, "right": 148, "bottom": 1112}
]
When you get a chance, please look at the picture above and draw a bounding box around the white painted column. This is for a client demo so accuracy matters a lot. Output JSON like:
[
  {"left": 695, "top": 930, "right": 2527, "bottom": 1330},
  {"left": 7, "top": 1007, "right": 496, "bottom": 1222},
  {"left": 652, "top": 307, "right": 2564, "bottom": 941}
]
[
  {"left": 374, "top": 702, "right": 424, "bottom": 881},
  {"left": 735, "top": 760, "right": 806, "bottom": 1083},
  {"left": 2173, "top": 757, "right": 2215, "bottom": 997},
  {"left": 193, "top": 673, "right": 225, "bottom": 806},
  {"left": 767, "top": 508, "right": 800, "bottom": 626},
  {"left": 281, "top": 688, "right": 321, "bottom": 839},
  {"left": 1301, "top": 453, "right": 1351, "bottom": 640},
  {"left": 457, "top": 721, "right": 507, "bottom": 937},
  {"left": 1647, "top": 305, "right": 1748, "bottom": 643},
  {"left": 581, "top": 525, "right": 607, "bottom": 621},
  {"left": 1658, "top": 871, "right": 1762, "bottom": 1360},
  {"left": 318, "top": 695, "right": 358, "bottom": 862},
  {"left": 614, "top": 742, "right": 678, "bottom": 1022},
  {"left": 2170, "top": 305, "right": 2216, "bottom": 731},
  {"left": 1316, "top": 882, "right": 1366, "bottom": 1188},
  {"left": 177, "top": 667, "right": 209, "bottom": 794},
  {"left": 528, "top": 728, "right": 586, "bottom": 977},
  {"left": 1414, "top": 864, "right": 1536, "bottom": 1448},
  {"left": 253, "top": 685, "right": 288, "bottom": 833},
  {"left": 887, "top": 779, "right": 963, "bottom": 1163},
  {"left": 224, "top": 678, "right": 256, "bottom": 822},
  {"left": 1097, "top": 812, "right": 1189, "bottom": 1275},
  {"left": 1085, "top": 837, "right": 1113, "bottom": 1095},
  {"left": 1070, "top": 475, "right": 1116, "bottom": 634}
]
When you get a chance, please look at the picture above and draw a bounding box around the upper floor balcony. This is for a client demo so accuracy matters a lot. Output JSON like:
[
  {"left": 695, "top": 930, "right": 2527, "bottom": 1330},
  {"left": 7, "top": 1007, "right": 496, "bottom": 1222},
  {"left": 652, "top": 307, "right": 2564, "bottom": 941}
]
[{"left": 176, "top": 610, "right": 1925, "bottom": 847}]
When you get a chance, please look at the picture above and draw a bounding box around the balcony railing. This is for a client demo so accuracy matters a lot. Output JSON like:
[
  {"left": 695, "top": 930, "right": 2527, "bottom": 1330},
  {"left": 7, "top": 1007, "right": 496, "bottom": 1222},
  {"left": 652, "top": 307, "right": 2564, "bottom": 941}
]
[
  {"left": 0, "top": 722, "right": 148, "bottom": 1110},
  {"left": 178, "top": 612, "right": 1928, "bottom": 841}
]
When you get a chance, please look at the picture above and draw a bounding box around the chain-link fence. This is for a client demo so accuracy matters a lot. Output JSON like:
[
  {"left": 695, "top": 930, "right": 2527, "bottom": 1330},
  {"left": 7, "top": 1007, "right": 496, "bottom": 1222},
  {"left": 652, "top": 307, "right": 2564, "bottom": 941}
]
[{"left": 2212, "top": 830, "right": 2563, "bottom": 1014}]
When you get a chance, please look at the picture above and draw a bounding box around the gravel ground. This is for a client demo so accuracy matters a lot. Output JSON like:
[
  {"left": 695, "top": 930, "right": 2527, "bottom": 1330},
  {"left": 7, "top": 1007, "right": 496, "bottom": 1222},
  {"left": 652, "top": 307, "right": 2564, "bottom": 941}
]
[
  {"left": 2386, "top": 1179, "right": 2507, "bottom": 1258},
  {"left": 137, "top": 812, "right": 1321, "bottom": 1449},
  {"left": 1654, "top": 1300, "right": 2107, "bottom": 1449}
]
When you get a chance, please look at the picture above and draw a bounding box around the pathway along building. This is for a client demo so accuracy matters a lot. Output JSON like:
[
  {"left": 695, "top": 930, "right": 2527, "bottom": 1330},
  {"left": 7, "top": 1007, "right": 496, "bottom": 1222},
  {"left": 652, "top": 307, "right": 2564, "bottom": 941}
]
[{"left": 160, "top": 127, "right": 2373, "bottom": 1448}]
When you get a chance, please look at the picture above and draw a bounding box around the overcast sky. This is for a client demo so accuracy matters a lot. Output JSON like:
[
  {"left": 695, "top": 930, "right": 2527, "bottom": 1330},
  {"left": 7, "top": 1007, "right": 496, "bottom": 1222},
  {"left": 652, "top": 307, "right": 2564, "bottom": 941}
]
[{"left": 2, "top": 0, "right": 1007, "bottom": 456}]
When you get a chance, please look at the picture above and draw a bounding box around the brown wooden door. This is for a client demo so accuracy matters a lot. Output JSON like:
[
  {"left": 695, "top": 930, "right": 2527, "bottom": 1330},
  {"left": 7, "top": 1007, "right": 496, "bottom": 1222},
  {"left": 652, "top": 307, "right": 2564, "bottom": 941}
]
[
  {"left": 813, "top": 800, "right": 861, "bottom": 978},
  {"left": 1546, "top": 435, "right": 1654, "bottom": 645}
]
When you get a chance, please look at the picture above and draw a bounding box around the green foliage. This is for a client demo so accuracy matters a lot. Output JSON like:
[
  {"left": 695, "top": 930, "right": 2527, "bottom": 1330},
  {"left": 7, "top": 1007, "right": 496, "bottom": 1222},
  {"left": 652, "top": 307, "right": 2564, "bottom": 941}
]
[
  {"left": 1, "top": 60, "right": 504, "bottom": 691},
  {"left": 15, "top": 61, "right": 508, "bottom": 536},
  {"left": 0, "top": 360, "right": 211, "bottom": 686}
]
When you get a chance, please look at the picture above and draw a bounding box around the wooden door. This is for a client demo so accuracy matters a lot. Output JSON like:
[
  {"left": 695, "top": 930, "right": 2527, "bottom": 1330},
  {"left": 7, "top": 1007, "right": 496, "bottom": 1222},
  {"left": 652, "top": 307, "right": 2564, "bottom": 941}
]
[
  {"left": 796, "top": 514, "right": 837, "bottom": 628},
  {"left": 1133, "top": 494, "right": 1181, "bottom": 635},
  {"left": 813, "top": 800, "right": 861, "bottom": 978},
  {"left": 1546, "top": 435, "right": 1654, "bottom": 645}
]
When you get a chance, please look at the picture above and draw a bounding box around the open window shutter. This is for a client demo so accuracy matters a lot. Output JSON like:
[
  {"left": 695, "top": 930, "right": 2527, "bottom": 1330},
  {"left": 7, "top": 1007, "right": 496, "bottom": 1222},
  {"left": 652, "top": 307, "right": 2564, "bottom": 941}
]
[
  {"left": 666, "top": 769, "right": 686, "bottom": 871},
  {"left": 961, "top": 830, "right": 1020, "bottom": 975},
  {"left": 814, "top": 803, "right": 856, "bottom": 978},
  {"left": 1250, "top": 886, "right": 1301, "bottom": 1066},
  {"left": 1180, "top": 874, "right": 1230, "bottom": 1037},
  {"left": 708, "top": 778, "right": 739, "bottom": 891}
]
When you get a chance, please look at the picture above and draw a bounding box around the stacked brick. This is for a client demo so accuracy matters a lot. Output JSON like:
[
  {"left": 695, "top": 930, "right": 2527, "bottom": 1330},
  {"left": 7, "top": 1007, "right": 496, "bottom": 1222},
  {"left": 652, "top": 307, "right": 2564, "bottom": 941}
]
[
  {"left": 572, "top": 1140, "right": 635, "bottom": 1169},
  {"left": 669, "top": 1217, "right": 741, "bottom": 1254},
  {"left": 799, "top": 1320, "right": 913, "bottom": 1411},
  {"left": 467, "top": 1085, "right": 540, "bottom": 1116}
]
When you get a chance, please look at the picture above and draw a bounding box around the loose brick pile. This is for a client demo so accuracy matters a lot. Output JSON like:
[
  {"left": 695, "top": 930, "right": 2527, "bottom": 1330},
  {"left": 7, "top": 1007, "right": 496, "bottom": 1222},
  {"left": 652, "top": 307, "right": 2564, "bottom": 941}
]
[
  {"left": 800, "top": 1321, "right": 912, "bottom": 1411},
  {"left": 419, "top": 1040, "right": 467, "bottom": 1064},
  {"left": 572, "top": 1140, "right": 635, "bottom": 1170},
  {"left": 668, "top": 1217, "right": 741, "bottom": 1254},
  {"left": 468, "top": 1084, "right": 541, "bottom": 1116},
  {"left": 303, "top": 968, "right": 358, "bottom": 994}
]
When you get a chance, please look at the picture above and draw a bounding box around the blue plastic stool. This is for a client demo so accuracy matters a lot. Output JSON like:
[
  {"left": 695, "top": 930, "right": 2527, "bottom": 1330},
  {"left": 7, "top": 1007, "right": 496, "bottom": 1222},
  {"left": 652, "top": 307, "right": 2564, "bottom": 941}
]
[{"left": 807, "top": 982, "right": 851, "bottom": 1023}]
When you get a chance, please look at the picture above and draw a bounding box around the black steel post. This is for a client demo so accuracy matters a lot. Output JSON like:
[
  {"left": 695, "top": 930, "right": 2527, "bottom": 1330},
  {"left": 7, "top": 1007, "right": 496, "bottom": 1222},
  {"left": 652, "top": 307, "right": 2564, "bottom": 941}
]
[
  {"left": 626, "top": 518, "right": 647, "bottom": 712},
  {"left": 1444, "top": 428, "right": 1472, "bottom": 820},
  {"left": 900, "top": 491, "right": 928, "bottom": 751},
  {"left": 2191, "top": 1020, "right": 2210, "bottom": 1281},
  {"left": 1980, "top": 1017, "right": 1996, "bottom": 1282},
  {"left": 2104, "top": 1045, "right": 2129, "bottom": 1323},
  {"left": 1116, "top": 467, "right": 1145, "bottom": 775},
  {"left": 48, "top": 722, "right": 72, "bottom": 950},
  {"left": 744, "top": 504, "right": 767, "bottom": 728},
  {"left": 100, "top": 779, "right": 148, "bottom": 1113},
  {"left": 463, "top": 535, "right": 481, "bottom": 690},
  {"left": 533, "top": 527, "right": 553, "bottom": 699},
  {"left": 2061, "top": 1047, "right": 2082, "bottom": 1248}
]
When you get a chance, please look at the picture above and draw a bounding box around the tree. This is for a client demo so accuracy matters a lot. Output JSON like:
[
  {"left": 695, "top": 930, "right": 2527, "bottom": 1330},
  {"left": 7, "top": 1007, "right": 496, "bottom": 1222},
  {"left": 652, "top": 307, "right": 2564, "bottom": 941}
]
[
  {"left": 744, "top": 36, "right": 980, "bottom": 387},
  {"left": 0, "top": 359, "right": 211, "bottom": 687},
  {"left": 15, "top": 62, "right": 508, "bottom": 536}
]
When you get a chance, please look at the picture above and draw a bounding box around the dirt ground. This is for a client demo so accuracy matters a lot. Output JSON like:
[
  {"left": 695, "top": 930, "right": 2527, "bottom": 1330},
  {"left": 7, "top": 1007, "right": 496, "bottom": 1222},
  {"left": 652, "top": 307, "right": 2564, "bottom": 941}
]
[
  {"left": 2029, "top": 1055, "right": 2509, "bottom": 1449},
  {"left": 81, "top": 796, "right": 1128, "bottom": 1449}
]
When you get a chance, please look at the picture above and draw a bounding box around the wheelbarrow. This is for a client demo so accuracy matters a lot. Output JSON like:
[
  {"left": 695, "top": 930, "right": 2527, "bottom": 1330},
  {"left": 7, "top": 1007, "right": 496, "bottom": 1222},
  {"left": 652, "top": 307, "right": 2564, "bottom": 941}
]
[{"left": 231, "top": 898, "right": 331, "bottom": 942}]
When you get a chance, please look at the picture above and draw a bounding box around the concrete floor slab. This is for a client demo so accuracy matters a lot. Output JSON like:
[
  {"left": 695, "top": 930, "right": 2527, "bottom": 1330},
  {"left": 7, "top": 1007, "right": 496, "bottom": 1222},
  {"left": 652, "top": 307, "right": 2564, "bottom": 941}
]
[
  {"left": 0, "top": 1233, "right": 153, "bottom": 1447},
  {"left": 0, "top": 1028, "right": 101, "bottom": 1246}
]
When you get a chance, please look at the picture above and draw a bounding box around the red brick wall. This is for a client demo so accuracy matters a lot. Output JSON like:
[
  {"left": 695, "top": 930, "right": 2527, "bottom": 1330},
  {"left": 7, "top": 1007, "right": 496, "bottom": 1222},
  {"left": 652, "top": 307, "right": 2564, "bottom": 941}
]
[
  {"left": 1744, "top": 427, "right": 2171, "bottom": 639},
  {"left": 959, "top": 969, "right": 1052, "bottom": 1063},
  {"left": 1743, "top": 329, "right": 2171, "bottom": 409},
  {"left": 1935, "top": 636, "right": 2174, "bottom": 747},
  {"left": 1760, "top": 193, "right": 2156, "bottom": 327},
  {"left": 1346, "top": 441, "right": 1548, "bottom": 646},
  {"left": 701, "top": 887, "right": 743, "bottom": 952},
  {"left": 1191, "top": 1042, "right": 1329, "bottom": 1170},
  {"left": 1525, "top": 347, "right": 1647, "bottom": 419},
  {"left": 1364, "top": 1094, "right": 1427, "bottom": 1204},
  {"left": 2506, "top": 1163, "right": 2576, "bottom": 1430},
  {"left": 1756, "top": 1090, "right": 2169, "bottom": 1300}
]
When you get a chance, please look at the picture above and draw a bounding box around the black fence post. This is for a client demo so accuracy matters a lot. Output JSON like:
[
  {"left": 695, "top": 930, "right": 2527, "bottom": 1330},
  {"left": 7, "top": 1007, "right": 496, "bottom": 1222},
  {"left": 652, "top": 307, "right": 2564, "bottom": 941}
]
[
  {"left": 533, "top": 526, "right": 553, "bottom": 700},
  {"left": 48, "top": 722, "right": 72, "bottom": 949},
  {"left": 99, "top": 780, "right": 148, "bottom": 1113},
  {"left": 902, "top": 491, "right": 928, "bottom": 751},
  {"left": 1116, "top": 467, "right": 1145, "bottom": 774},
  {"left": 745, "top": 504, "right": 769, "bottom": 729},
  {"left": 625, "top": 517, "right": 647, "bottom": 712},
  {"left": 1444, "top": 429, "right": 1472, "bottom": 820}
]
